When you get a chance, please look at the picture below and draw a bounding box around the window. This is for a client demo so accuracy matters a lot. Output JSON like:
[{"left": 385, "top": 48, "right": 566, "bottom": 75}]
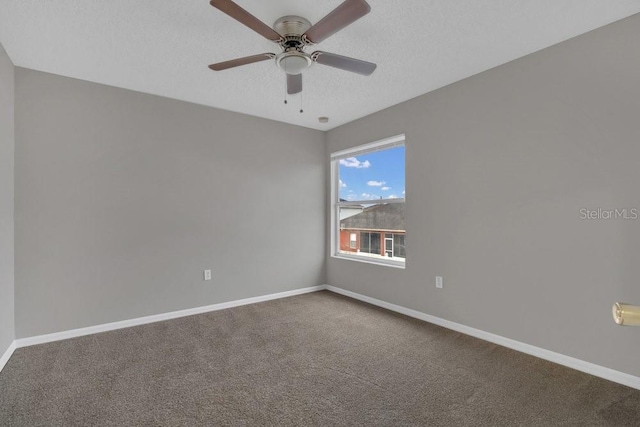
[
  {"left": 349, "top": 233, "right": 357, "bottom": 249},
  {"left": 331, "top": 135, "right": 406, "bottom": 268},
  {"left": 360, "top": 232, "right": 381, "bottom": 255}
]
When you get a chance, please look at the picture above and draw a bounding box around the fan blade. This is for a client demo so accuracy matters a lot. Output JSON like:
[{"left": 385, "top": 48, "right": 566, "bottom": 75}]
[
  {"left": 313, "top": 51, "right": 376, "bottom": 76},
  {"left": 287, "top": 74, "right": 302, "bottom": 95},
  {"left": 303, "top": 0, "right": 371, "bottom": 44},
  {"left": 209, "top": 53, "right": 273, "bottom": 71},
  {"left": 210, "top": 0, "right": 282, "bottom": 42}
]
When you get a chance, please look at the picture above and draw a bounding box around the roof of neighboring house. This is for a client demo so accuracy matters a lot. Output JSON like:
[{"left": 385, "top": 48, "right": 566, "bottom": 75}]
[{"left": 340, "top": 203, "right": 405, "bottom": 232}]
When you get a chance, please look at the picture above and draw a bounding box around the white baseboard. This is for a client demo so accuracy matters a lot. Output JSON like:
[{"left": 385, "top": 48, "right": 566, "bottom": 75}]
[
  {"left": 15, "top": 285, "right": 327, "bottom": 348},
  {"left": 0, "top": 340, "right": 16, "bottom": 373},
  {"left": 325, "top": 285, "right": 640, "bottom": 391}
]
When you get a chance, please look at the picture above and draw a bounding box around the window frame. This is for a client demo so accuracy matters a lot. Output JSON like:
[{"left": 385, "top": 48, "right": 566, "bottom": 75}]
[{"left": 330, "top": 134, "right": 406, "bottom": 269}]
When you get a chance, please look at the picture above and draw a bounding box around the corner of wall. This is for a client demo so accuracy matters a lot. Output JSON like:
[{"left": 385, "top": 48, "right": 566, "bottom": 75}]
[{"left": 0, "top": 41, "right": 16, "bottom": 363}]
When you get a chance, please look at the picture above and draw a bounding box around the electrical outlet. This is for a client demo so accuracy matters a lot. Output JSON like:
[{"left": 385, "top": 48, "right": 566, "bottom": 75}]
[
  {"left": 204, "top": 269, "right": 212, "bottom": 281},
  {"left": 436, "top": 276, "right": 443, "bottom": 289}
]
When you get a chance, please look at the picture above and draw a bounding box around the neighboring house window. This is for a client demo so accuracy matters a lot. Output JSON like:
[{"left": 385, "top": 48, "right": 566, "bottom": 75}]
[
  {"left": 331, "top": 134, "right": 406, "bottom": 268},
  {"left": 360, "top": 232, "right": 381, "bottom": 255}
]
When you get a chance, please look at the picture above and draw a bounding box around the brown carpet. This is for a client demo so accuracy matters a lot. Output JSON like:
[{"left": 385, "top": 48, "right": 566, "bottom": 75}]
[{"left": 1, "top": 291, "right": 639, "bottom": 426}]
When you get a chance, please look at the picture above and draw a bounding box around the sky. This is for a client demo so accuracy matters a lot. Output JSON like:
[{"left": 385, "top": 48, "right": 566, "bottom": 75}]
[{"left": 338, "top": 146, "right": 405, "bottom": 201}]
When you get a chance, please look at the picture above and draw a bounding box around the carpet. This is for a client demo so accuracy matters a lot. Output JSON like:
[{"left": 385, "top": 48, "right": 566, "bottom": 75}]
[{"left": 1, "top": 291, "right": 639, "bottom": 426}]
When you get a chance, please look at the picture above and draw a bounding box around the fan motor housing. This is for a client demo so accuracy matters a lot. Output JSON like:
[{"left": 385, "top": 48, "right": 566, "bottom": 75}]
[{"left": 273, "top": 16, "right": 312, "bottom": 38}]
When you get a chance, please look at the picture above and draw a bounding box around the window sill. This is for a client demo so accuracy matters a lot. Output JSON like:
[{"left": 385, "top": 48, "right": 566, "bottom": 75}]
[{"left": 331, "top": 253, "right": 406, "bottom": 269}]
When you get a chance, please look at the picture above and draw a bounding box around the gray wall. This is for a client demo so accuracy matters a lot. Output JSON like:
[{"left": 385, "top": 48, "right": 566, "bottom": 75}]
[
  {"left": 0, "top": 45, "right": 15, "bottom": 356},
  {"left": 326, "top": 14, "right": 640, "bottom": 376},
  {"left": 0, "top": 44, "right": 15, "bottom": 354},
  {"left": 15, "top": 69, "right": 325, "bottom": 338}
]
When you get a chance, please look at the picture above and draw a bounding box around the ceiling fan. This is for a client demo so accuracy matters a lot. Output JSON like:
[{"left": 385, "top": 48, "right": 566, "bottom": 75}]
[{"left": 208, "top": 0, "right": 377, "bottom": 97}]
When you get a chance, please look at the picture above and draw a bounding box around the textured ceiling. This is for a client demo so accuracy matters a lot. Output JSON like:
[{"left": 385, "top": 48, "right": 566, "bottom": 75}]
[{"left": 1, "top": 1, "right": 639, "bottom": 130}]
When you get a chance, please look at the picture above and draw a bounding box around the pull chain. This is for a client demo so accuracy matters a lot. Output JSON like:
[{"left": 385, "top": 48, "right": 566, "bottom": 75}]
[
  {"left": 284, "top": 63, "right": 288, "bottom": 105},
  {"left": 299, "top": 90, "right": 303, "bottom": 114}
]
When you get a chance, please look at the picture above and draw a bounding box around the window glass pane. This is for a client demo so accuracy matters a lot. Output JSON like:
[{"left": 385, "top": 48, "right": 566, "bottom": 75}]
[
  {"left": 370, "top": 233, "right": 381, "bottom": 255},
  {"left": 394, "top": 234, "right": 406, "bottom": 259},
  {"left": 338, "top": 145, "right": 405, "bottom": 202},
  {"left": 338, "top": 203, "right": 405, "bottom": 260},
  {"left": 360, "top": 232, "right": 370, "bottom": 253}
]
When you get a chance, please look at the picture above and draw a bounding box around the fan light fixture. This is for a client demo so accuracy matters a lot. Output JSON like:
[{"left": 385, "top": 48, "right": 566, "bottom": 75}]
[{"left": 277, "top": 52, "right": 312, "bottom": 75}]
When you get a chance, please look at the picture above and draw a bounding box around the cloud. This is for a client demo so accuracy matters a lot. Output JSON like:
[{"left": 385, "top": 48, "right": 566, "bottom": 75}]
[
  {"left": 381, "top": 186, "right": 391, "bottom": 191},
  {"left": 402, "top": 190, "right": 406, "bottom": 195},
  {"left": 340, "top": 157, "right": 371, "bottom": 169},
  {"left": 360, "top": 193, "right": 382, "bottom": 200},
  {"left": 339, "top": 179, "right": 347, "bottom": 188},
  {"left": 367, "top": 180, "right": 386, "bottom": 187},
  {"left": 345, "top": 194, "right": 359, "bottom": 201},
  {"left": 389, "top": 195, "right": 398, "bottom": 199}
]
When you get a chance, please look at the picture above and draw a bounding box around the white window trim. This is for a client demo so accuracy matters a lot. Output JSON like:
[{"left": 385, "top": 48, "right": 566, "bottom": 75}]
[{"left": 330, "top": 134, "right": 406, "bottom": 269}]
